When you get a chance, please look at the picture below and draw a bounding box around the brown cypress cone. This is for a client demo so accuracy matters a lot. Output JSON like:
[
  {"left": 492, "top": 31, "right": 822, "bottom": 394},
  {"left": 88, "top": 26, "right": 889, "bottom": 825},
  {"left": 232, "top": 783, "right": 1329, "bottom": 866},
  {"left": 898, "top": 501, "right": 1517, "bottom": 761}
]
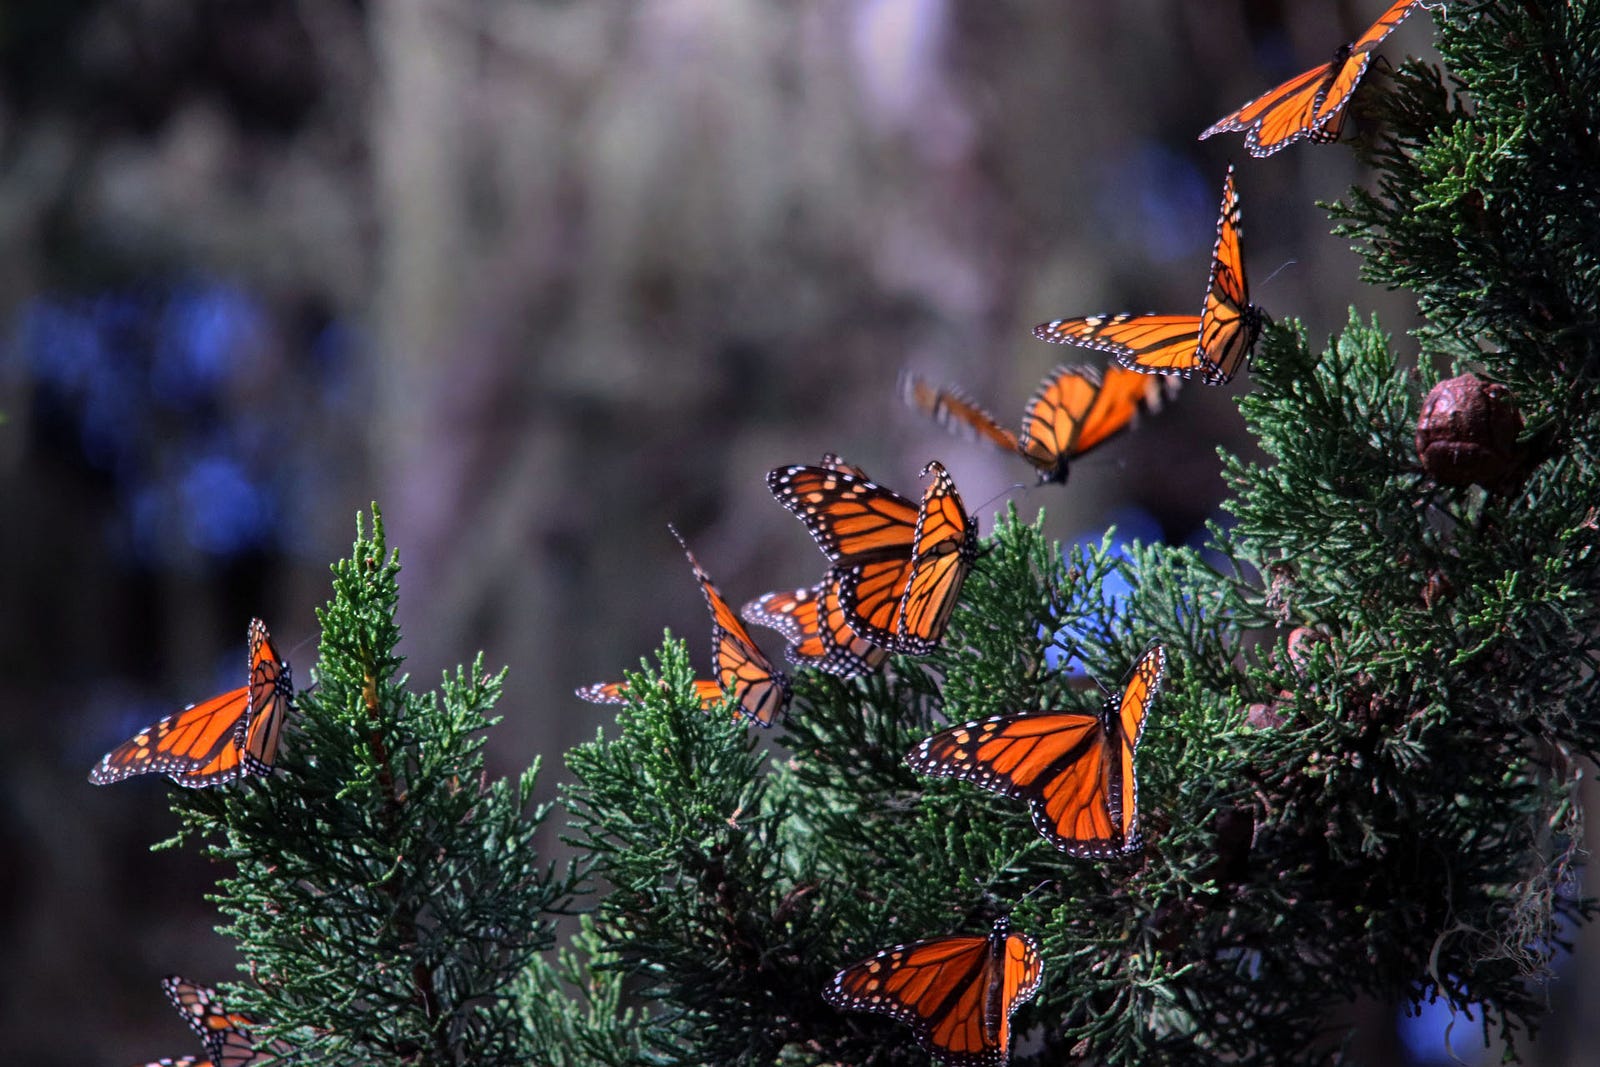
[{"left": 1415, "top": 374, "right": 1525, "bottom": 489}]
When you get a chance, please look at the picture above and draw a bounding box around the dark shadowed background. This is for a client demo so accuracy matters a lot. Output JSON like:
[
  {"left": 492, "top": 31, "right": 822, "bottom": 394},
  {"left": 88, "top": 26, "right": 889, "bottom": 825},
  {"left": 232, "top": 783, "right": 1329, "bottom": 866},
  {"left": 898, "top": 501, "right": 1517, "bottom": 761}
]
[{"left": 0, "top": 2, "right": 1586, "bottom": 1064}]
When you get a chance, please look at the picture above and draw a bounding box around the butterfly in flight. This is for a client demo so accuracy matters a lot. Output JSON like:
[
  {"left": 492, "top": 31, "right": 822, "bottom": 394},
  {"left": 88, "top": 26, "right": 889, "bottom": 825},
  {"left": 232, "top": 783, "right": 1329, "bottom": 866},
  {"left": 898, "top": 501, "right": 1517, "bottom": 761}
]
[
  {"left": 90, "top": 619, "right": 291, "bottom": 788},
  {"left": 905, "top": 643, "right": 1166, "bottom": 857},
  {"left": 823, "top": 915, "right": 1043, "bottom": 1067},
  {"left": 741, "top": 572, "right": 891, "bottom": 679},
  {"left": 767, "top": 457, "right": 977, "bottom": 656},
  {"left": 574, "top": 678, "right": 724, "bottom": 708},
  {"left": 152, "top": 975, "right": 290, "bottom": 1067},
  {"left": 1034, "top": 166, "right": 1262, "bottom": 386},
  {"left": 1199, "top": 0, "right": 1441, "bottom": 157},
  {"left": 902, "top": 364, "right": 1177, "bottom": 485}
]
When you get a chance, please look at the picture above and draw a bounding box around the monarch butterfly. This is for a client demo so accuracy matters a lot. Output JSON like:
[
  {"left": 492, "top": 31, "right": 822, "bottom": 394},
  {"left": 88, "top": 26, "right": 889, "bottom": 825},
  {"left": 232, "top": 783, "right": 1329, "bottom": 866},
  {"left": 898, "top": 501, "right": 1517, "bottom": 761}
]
[
  {"left": 741, "top": 572, "right": 891, "bottom": 678},
  {"left": 574, "top": 678, "right": 725, "bottom": 707},
  {"left": 89, "top": 619, "right": 291, "bottom": 788},
  {"left": 159, "top": 975, "right": 289, "bottom": 1067},
  {"left": 1033, "top": 166, "right": 1262, "bottom": 386},
  {"left": 1199, "top": 0, "right": 1440, "bottom": 157},
  {"left": 902, "top": 364, "right": 1178, "bottom": 484},
  {"left": 767, "top": 458, "right": 976, "bottom": 655},
  {"left": 905, "top": 643, "right": 1166, "bottom": 857},
  {"left": 823, "top": 915, "right": 1043, "bottom": 1067},
  {"left": 669, "top": 525, "right": 793, "bottom": 727}
]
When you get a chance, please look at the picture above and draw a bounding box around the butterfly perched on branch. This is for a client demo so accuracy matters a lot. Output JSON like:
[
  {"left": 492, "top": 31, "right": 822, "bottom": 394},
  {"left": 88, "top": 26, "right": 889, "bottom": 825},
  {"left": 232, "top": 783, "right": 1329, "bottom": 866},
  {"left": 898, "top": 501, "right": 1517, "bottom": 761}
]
[
  {"left": 89, "top": 619, "right": 291, "bottom": 788},
  {"left": 1199, "top": 0, "right": 1442, "bottom": 157},
  {"left": 823, "top": 915, "right": 1043, "bottom": 1067},
  {"left": 1034, "top": 166, "right": 1263, "bottom": 386},
  {"left": 906, "top": 643, "right": 1166, "bottom": 857}
]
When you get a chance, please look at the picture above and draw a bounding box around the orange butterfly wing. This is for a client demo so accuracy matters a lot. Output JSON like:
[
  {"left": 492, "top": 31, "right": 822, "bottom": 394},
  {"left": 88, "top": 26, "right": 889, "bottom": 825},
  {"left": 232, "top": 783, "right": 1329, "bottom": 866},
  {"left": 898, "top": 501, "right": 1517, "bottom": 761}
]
[
  {"left": 766, "top": 462, "right": 920, "bottom": 563},
  {"left": 1017, "top": 364, "right": 1178, "bottom": 483},
  {"left": 768, "top": 459, "right": 920, "bottom": 651},
  {"left": 1310, "top": 0, "right": 1434, "bottom": 133},
  {"left": 769, "top": 459, "right": 972, "bottom": 655},
  {"left": 161, "top": 976, "right": 289, "bottom": 1067},
  {"left": 1199, "top": 61, "right": 1336, "bottom": 156},
  {"left": 1201, "top": 0, "right": 1435, "bottom": 156},
  {"left": 823, "top": 917, "right": 1043, "bottom": 1067},
  {"left": 904, "top": 365, "right": 1173, "bottom": 485},
  {"left": 815, "top": 571, "right": 892, "bottom": 676},
  {"left": 574, "top": 679, "right": 724, "bottom": 708},
  {"left": 89, "top": 619, "right": 291, "bottom": 788},
  {"left": 1033, "top": 166, "right": 1260, "bottom": 385},
  {"left": 741, "top": 585, "right": 822, "bottom": 654},
  {"left": 892, "top": 461, "right": 978, "bottom": 655},
  {"left": 741, "top": 578, "right": 889, "bottom": 678},
  {"left": 239, "top": 620, "right": 291, "bottom": 775},
  {"left": 900, "top": 372, "right": 1022, "bottom": 455},
  {"left": 672, "top": 527, "right": 792, "bottom": 727},
  {"left": 1112, "top": 643, "right": 1165, "bottom": 847},
  {"left": 906, "top": 644, "right": 1165, "bottom": 856}
]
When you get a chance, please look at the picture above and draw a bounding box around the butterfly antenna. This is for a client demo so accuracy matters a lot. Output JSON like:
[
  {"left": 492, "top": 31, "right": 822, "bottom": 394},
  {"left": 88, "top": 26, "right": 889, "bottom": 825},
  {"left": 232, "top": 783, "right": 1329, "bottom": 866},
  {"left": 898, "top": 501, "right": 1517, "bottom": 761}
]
[
  {"left": 1016, "top": 879, "right": 1057, "bottom": 907},
  {"left": 1259, "top": 258, "right": 1299, "bottom": 289},
  {"left": 285, "top": 632, "right": 318, "bottom": 662},
  {"left": 977, "top": 481, "right": 1030, "bottom": 519}
]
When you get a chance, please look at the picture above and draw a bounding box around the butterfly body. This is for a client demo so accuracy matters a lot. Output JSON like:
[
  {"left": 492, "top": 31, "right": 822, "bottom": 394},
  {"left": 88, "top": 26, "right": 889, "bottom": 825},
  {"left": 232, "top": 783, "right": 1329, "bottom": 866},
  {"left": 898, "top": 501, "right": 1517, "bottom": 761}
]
[
  {"left": 768, "top": 458, "right": 975, "bottom": 655},
  {"left": 904, "top": 364, "right": 1176, "bottom": 484},
  {"left": 1199, "top": 0, "right": 1438, "bottom": 156},
  {"left": 907, "top": 644, "right": 1166, "bottom": 856},
  {"left": 1034, "top": 167, "right": 1261, "bottom": 386},
  {"left": 90, "top": 619, "right": 291, "bottom": 788},
  {"left": 824, "top": 915, "right": 1043, "bottom": 1067}
]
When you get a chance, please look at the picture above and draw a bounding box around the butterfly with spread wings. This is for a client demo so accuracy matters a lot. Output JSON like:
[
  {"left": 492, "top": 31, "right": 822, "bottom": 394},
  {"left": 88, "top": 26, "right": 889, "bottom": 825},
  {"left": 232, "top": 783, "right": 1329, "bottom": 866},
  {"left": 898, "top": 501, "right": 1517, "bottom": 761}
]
[
  {"left": 156, "top": 975, "right": 290, "bottom": 1067},
  {"left": 767, "top": 458, "right": 976, "bottom": 656},
  {"left": 1200, "top": 0, "right": 1441, "bottom": 157},
  {"left": 902, "top": 364, "right": 1178, "bottom": 484},
  {"left": 906, "top": 644, "right": 1166, "bottom": 857},
  {"left": 823, "top": 915, "right": 1043, "bottom": 1067},
  {"left": 1034, "top": 166, "right": 1262, "bottom": 386},
  {"left": 741, "top": 572, "right": 891, "bottom": 679},
  {"left": 90, "top": 619, "right": 291, "bottom": 788}
]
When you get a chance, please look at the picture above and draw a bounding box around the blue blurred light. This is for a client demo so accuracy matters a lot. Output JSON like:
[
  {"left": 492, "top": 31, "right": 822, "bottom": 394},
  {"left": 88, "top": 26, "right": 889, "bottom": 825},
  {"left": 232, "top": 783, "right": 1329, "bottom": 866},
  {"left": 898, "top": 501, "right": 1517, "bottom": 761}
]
[
  {"left": 1045, "top": 506, "right": 1166, "bottom": 672},
  {"left": 153, "top": 283, "right": 263, "bottom": 406},
  {"left": 179, "top": 453, "right": 274, "bottom": 556},
  {"left": 1096, "top": 143, "right": 1213, "bottom": 265},
  {"left": 17, "top": 301, "right": 103, "bottom": 389},
  {"left": 1397, "top": 997, "right": 1482, "bottom": 1066},
  {"left": 12, "top": 279, "right": 293, "bottom": 562}
]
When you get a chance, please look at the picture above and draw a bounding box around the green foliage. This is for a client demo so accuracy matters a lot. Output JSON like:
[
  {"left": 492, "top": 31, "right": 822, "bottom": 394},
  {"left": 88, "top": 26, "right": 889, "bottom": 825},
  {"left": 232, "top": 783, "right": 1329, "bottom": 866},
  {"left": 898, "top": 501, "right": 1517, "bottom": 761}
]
[
  {"left": 167, "top": 509, "right": 577, "bottom": 1066},
  {"left": 550, "top": 4, "right": 1600, "bottom": 1064},
  {"left": 129, "top": 3, "right": 1600, "bottom": 1064}
]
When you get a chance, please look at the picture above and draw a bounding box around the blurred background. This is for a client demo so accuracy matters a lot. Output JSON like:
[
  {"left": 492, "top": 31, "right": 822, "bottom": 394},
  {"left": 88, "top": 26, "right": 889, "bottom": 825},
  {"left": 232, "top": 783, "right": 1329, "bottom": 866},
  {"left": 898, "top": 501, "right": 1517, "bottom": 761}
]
[{"left": 2, "top": 1, "right": 1585, "bottom": 1064}]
